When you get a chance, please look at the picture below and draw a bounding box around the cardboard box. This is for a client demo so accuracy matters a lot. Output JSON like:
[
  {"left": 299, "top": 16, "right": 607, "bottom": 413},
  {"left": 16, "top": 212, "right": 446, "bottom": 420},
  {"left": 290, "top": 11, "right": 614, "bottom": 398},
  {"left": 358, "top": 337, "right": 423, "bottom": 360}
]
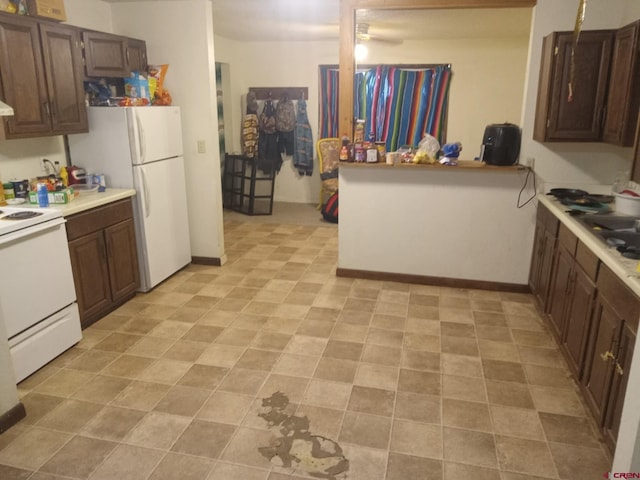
[
  {"left": 28, "top": 187, "right": 75, "bottom": 204},
  {"left": 124, "top": 74, "right": 150, "bottom": 100},
  {"left": 26, "top": 0, "right": 66, "bottom": 22}
]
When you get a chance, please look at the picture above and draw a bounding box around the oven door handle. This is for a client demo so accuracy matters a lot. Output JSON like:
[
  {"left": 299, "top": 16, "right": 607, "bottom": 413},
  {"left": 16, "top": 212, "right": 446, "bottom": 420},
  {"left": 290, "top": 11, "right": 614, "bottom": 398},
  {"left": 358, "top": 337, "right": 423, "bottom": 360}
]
[{"left": 0, "top": 217, "right": 66, "bottom": 246}]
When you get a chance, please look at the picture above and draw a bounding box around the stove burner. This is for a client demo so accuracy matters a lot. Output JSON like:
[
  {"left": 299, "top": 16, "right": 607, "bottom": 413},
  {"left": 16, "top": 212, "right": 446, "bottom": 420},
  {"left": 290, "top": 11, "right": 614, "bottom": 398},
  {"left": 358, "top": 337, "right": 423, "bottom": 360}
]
[{"left": 2, "top": 211, "right": 43, "bottom": 220}]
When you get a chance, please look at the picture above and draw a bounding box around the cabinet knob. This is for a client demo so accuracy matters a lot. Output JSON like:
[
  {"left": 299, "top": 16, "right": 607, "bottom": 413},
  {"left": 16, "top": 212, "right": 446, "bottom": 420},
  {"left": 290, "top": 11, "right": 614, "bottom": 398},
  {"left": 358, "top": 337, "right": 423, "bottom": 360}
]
[{"left": 600, "top": 351, "right": 615, "bottom": 362}]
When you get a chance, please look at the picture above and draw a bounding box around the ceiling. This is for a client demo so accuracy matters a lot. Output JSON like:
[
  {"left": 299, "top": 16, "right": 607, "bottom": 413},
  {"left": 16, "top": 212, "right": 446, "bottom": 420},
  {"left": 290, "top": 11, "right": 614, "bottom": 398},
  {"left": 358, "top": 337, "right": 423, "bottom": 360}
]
[{"left": 101, "top": 0, "right": 532, "bottom": 42}]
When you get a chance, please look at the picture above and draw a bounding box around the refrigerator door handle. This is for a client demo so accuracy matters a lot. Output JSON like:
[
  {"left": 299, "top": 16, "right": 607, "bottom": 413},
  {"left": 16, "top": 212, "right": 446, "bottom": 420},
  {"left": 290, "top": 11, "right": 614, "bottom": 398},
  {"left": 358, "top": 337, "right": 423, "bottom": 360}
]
[
  {"left": 135, "top": 112, "right": 145, "bottom": 163},
  {"left": 141, "top": 168, "right": 150, "bottom": 218}
]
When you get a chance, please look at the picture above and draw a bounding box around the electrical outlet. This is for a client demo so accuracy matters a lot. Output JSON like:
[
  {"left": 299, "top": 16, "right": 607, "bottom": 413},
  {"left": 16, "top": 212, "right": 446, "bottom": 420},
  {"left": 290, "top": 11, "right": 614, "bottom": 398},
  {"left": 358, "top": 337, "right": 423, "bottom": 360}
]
[
  {"left": 197, "top": 140, "right": 206, "bottom": 154},
  {"left": 41, "top": 159, "right": 49, "bottom": 173},
  {"left": 523, "top": 157, "right": 535, "bottom": 170}
]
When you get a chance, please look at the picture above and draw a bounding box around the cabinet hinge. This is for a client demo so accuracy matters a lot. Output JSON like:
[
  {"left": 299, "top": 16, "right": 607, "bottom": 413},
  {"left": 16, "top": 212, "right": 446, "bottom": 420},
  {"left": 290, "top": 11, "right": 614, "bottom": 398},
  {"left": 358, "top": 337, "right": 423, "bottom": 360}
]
[
  {"left": 547, "top": 119, "right": 551, "bottom": 128},
  {"left": 554, "top": 46, "right": 559, "bottom": 56}
]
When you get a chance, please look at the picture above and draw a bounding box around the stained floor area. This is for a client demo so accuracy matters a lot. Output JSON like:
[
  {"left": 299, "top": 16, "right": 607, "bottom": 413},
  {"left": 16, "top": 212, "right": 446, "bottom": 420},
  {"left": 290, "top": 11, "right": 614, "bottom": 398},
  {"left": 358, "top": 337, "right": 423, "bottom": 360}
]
[{"left": 1, "top": 212, "right": 612, "bottom": 480}]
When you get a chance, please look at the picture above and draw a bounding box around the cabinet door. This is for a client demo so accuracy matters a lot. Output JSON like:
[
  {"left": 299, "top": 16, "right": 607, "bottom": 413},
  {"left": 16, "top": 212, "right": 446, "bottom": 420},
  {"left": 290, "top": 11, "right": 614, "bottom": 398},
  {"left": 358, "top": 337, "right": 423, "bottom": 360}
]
[
  {"left": 82, "top": 31, "right": 129, "bottom": 77},
  {"left": 528, "top": 222, "right": 545, "bottom": 298},
  {"left": 632, "top": 114, "right": 640, "bottom": 184},
  {"left": 68, "top": 231, "right": 112, "bottom": 329},
  {"left": 603, "top": 323, "right": 636, "bottom": 450},
  {"left": 547, "top": 245, "right": 573, "bottom": 337},
  {"left": 562, "top": 265, "right": 596, "bottom": 379},
  {"left": 127, "top": 38, "right": 147, "bottom": 74},
  {"left": 538, "top": 229, "right": 557, "bottom": 312},
  {"left": 39, "top": 23, "right": 88, "bottom": 135},
  {"left": 582, "top": 296, "right": 620, "bottom": 423},
  {"left": 603, "top": 21, "right": 640, "bottom": 146},
  {"left": 535, "top": 30, "right": 614, "bottom": 142},
  {"left": 105, "top": 219, "right": 139, "bottom": 302},
  {"left": 0, "top": 14, "right": 50, "bottom": 137}
]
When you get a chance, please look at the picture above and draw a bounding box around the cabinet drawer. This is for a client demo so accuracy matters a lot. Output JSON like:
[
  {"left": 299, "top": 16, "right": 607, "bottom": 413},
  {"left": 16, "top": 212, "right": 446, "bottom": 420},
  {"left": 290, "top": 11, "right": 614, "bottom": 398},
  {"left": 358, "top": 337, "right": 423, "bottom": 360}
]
[
  {"left": 66, "top": 199, "right": 133, "bottom": 241},
  {"left": 537, "top": 204, "right": 559, "bottom": 235},
  {"left": 597, "top": 264, "right": 640, "bottom": 332},
  {"left": 557, "top": 223, "right": 578, "bottom": 255},
  {"left": 575, "top": 240, "right": 599, "bottom": 281}
]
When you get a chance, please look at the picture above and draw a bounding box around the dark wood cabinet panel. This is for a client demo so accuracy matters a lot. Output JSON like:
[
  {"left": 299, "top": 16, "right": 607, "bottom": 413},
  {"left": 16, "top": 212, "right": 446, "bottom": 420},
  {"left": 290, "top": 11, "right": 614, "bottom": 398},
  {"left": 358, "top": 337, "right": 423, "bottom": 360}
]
[
  {"left": 66, "top": 199, "right": 139, "bottom": 328},
  {"left": 582, "top": 296, "right": 619, "bottom": 422},
  {"left": 548, "top": 245, "right": 573, "bottom": 336},
  {"left": 68, "top": 231, "right": 112, "bottom": 329},
  {"left": 632, "top": 114, "right": 640, "bottom": 184},
  {"left": 105, "top": 219, "right": 139, "bottom": 302},
  {"left": 0, "top": 13, "right": 86, "bottom": 139},
  {"left": 82, "top": 31, "right": 129, "bottom": 77},
  {"left": 126, "top": 38, "right": 147, "bottom": 74},
  {"left": 39, "top": 23, "right": 88, "bottom": 134},
  {"left": 603, "top": 323, "right": 635, "bottom": 450},
  {"left": 603, "top": 21, "right": 640, "bottom": 146},
  {"left": 0, "top": 14, "right": 50, "bottom": 138},
  {"left": 529, "top": 204, "right": 559, "bottom": 313},
  {"left": 534, "top": 30, "right": 614, "bottom": 142},
  {"left": 562, "top": 265, "right": 597, "bottom": 379},
  {"left": 82, "top": 31, "right": 147, "bottom": 78}
]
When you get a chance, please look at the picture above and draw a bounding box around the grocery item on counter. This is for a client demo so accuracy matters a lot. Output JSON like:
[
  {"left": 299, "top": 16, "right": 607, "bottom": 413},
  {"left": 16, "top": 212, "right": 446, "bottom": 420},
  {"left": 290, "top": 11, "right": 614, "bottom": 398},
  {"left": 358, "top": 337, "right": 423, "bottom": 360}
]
[
  {"left": 148, "top": 64, "right": 168, "bottom": 95},
  {"left": 3, "top": 182, "right": 14, "bottom": 200},
  {"left": 124, "top": 72, "right": 150, "bottom": 100}
]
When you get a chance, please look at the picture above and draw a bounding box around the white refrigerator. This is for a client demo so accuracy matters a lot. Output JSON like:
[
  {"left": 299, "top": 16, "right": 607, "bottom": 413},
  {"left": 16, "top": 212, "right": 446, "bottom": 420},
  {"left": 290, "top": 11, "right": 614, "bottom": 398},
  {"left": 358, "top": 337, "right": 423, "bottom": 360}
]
[{"left": 68, "top": 106, "right": 191, "bottom": 292}]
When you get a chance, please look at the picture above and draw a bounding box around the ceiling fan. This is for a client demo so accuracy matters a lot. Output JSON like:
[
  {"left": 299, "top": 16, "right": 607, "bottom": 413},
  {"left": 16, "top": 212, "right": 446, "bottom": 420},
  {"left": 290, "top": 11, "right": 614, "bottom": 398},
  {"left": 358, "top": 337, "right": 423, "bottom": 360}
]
[{"left": 356, "top": 23, "right": 403, "bottom": 45}]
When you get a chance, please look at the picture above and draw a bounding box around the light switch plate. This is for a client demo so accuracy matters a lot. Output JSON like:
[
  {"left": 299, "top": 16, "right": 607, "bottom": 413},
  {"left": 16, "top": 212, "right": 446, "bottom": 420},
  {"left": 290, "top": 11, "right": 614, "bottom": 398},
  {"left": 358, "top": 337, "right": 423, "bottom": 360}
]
[{"left": 197, "top": 140, "right": 206, "bottom": 153}]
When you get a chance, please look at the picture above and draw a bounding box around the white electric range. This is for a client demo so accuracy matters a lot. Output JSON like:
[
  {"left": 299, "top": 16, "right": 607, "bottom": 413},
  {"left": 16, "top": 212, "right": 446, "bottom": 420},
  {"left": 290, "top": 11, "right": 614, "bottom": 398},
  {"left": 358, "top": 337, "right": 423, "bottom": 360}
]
[{"left": 0, "top": 205, "right": 81, "bottom": 382}]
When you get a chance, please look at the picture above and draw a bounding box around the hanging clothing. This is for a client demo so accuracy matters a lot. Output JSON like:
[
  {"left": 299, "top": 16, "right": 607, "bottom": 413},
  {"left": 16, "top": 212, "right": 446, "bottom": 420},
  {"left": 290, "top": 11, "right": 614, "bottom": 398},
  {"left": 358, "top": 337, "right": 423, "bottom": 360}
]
[
  {"left": 293, "top": 98, "right": 313, "bottom": 176},
  {"left": 241, "top": 113, "right": 259, "bottom": 159},
  {"left": 258, "top": 100, "right": 282, "bottom": 174}
]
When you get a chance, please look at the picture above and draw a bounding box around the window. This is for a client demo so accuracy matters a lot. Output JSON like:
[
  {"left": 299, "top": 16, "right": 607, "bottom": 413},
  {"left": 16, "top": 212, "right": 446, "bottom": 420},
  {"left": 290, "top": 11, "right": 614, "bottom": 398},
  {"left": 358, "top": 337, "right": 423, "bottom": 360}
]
[{"left": 319, "top": 64, "right": 452, "bottom": 151}]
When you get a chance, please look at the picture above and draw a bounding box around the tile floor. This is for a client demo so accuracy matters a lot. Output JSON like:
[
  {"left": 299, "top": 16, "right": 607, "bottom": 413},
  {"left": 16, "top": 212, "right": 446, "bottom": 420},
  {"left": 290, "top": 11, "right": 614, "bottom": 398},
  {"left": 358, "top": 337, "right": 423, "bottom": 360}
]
[{"left": 0, "top": 215, "right": 613, "bottom": 480}]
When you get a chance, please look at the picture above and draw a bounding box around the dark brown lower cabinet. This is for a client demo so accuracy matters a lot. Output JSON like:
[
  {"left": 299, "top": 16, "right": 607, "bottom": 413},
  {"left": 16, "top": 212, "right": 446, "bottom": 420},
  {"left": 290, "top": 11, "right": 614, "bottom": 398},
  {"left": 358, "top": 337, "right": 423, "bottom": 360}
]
[
  {"left": 562, "top": 264, "right": 597, "bottom": 378},
  {"left": 529, "top": 203, "right": 559, "bottom": 313},
  {"left": 66, "top": 198, "right": 139, "bottom": 329},
  {"left": 581, "top": 264, "right": 639, "bottom": 452}
]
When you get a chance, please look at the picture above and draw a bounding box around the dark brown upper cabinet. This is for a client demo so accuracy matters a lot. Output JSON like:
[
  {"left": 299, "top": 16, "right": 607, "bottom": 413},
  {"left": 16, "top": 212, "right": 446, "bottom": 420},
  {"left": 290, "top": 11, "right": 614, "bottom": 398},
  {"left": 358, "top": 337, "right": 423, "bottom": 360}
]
[
  {"left": 82, "top": 31, "right": 147, "bottom": 78},
  {"left": 602, "top": 20, "right": 640, "bottom": 146},
  {"left": 0, "top": 13, "right": 87, "bottom": 139},
  {"left": 534, "top": 30, "right": 614, "bottom": 142}
]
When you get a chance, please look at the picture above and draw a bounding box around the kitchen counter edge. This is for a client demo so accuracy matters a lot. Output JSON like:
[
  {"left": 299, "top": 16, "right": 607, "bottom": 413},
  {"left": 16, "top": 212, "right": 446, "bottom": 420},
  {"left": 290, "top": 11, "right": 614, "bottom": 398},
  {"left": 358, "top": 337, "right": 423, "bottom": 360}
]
[
  {"left": 538, "top": 194, "right": 640, "bottom": 297},
  {"left": 50, "top": 188, "right": 136, "bottom": 217}
]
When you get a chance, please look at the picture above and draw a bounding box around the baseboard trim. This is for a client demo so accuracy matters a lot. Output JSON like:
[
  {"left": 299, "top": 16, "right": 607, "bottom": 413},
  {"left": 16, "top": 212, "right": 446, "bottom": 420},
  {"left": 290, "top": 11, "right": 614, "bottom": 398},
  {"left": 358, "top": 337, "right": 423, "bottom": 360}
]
[
  {"left": 0, "top": 402, "right": 26, "bottom": 434},
  {"left": 191, "top": 256, "right": 223, "bottom": 266},
  {"left": 336, "top": 268, "right": 530, "bottom": 293}
]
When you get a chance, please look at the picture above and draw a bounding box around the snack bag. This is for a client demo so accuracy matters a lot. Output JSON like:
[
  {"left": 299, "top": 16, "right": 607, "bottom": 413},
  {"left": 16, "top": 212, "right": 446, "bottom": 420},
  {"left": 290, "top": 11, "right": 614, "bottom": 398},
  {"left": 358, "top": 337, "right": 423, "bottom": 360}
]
[{"left": 148, "top": 64, "right": 168, "bottom": 95}]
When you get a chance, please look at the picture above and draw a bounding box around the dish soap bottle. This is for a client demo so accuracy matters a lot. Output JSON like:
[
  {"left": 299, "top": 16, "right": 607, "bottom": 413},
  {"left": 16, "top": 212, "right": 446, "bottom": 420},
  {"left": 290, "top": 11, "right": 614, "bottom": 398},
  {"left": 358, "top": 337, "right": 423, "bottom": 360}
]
[{"left": 59, "top": 166, "right": 69, "bottom": 187}]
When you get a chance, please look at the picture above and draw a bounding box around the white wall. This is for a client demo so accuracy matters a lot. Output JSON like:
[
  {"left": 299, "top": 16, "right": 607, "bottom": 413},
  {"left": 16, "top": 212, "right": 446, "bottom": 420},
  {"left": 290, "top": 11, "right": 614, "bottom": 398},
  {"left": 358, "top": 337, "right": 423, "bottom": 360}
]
[
  {"left": 339, "top": 167, "right": 535, "bottom": 285},
  {"left": 63, "top": 0, "right": 113, "bottom": 31},
  {"left": 366, "top": 37, "right": 529, "bottom": 161},
  {"left": 214, "top": 37, "right": 337, "bottom": 204},
  {"left": 520, "top": 0, "right": 634, "bottom": 191},
  {"left": 111, "top": 0, "right": 225, "bottom": 263}
]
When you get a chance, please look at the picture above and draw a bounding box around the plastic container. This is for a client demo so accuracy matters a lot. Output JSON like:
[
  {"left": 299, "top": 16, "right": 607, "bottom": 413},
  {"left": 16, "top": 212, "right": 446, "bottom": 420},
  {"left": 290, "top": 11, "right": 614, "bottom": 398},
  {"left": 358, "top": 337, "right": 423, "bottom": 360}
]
[
  {"left": 37, "top": 183, "right": 49, "bottom": 207},
  {"left": 614, "top": 192, "right": 640, "bottom": 216}
]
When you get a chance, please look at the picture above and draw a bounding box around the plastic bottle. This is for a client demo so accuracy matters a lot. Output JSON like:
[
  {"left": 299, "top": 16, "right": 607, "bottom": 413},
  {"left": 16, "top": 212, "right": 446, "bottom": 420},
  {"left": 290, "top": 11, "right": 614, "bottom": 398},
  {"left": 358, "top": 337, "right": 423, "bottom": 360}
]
[
  {"left": 37, "top": 183, "right": 49, "bottom": 208},
  {"left": 339, "top": 134, "right": 350, "bottom": 161},
  {"left": 59, "top": 166, "right": 68, "bottom": 187}
]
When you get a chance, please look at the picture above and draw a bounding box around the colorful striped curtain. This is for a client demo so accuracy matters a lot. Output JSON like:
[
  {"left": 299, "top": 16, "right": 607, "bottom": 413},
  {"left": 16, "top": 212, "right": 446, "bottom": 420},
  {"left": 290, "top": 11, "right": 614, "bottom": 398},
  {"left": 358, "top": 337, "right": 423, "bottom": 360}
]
[
  {"left": 320, "top": 64, "right": 452, "bottom": 151},
  {"left": 319, "top": 66, "right": 339, "bottom": 139}
]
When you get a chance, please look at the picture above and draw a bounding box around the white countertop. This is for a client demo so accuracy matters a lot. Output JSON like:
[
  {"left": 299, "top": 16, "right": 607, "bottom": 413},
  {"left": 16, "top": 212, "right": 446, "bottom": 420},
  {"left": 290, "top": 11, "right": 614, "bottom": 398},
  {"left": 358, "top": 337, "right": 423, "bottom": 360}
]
[
  {"left": 538, "top": 194, "right": 640, "bottom": 297},
  {"left": 48, "top": 188, "right": 136, "bottom": 217}
]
